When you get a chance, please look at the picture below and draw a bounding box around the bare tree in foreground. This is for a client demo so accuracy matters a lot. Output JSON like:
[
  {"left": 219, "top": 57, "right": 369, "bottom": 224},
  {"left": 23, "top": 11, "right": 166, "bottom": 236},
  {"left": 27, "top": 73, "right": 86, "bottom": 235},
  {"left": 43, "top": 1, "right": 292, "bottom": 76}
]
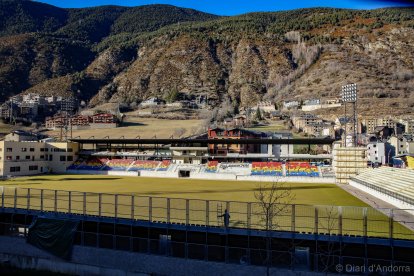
[
  {"left": 254, "top": 179, "right": 295, "bottom": 276},
  {"left": 318, "top": 205, "right": 341, "bottom": 274}
]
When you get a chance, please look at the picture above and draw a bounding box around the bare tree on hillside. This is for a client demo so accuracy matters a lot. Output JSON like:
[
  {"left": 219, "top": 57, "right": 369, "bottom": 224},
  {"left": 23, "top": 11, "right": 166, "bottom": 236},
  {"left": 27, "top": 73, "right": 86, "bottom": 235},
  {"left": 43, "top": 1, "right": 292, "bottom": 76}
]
[{"left": 254, "top": 179, "right": 295, "bottom": 276}]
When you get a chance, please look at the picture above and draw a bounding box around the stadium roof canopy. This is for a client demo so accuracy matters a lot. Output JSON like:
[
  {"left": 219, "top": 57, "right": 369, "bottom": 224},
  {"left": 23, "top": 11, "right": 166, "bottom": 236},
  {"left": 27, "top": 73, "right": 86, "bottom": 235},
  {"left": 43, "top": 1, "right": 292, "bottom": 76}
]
[{"left": 69, "top": 138, "right": 337, "bottom": 145}]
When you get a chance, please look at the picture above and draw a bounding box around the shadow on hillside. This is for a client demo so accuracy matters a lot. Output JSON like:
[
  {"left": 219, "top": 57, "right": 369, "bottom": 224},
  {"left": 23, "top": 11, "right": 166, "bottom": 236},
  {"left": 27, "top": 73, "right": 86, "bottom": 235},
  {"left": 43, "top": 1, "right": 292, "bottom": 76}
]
[{"left": 120, "top": 122, "right": 147, "bottom": 127}]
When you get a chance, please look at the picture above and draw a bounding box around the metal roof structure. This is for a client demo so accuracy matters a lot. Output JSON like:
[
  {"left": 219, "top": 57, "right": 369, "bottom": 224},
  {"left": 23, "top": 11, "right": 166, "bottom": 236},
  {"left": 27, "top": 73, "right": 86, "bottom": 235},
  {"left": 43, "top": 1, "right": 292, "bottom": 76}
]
[{"left": 69, "top": 137, "right": 337, "bottom": 145}]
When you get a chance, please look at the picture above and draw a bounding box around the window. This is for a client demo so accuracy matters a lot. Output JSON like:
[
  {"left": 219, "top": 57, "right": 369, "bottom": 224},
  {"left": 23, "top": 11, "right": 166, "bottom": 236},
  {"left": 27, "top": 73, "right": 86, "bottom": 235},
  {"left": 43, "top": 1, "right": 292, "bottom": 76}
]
[
  {"left": 60, "top": 156, "right": 66, "bottom": 161},
  {"left": 40, "top": 148, "right": 45, "bottom": 152},
  {"left": 29, "top": 165, "right": 38, "bottom": 171},
  {"left": 30, "top": 148, "right": 35, "bottom": 152},
  {"left": 6, "top": 156, "right": 12, "bottom": 160},
  {"left": 25, "top": 156, "right": 30, "bottom": 160},
  {"left": 45, "top": 148, "right": 49, "bottom": 152},
  {"left": 10, "top": 167, "right": 21, "bottom": 172},
  {"left": 22, "top": 148, "right": 27, "bottom": 152},
  {"left": 16, "top": 156, "right": 20, "bottom": 160},
  {"left": 67, "top": 148, "right": 73, "bottom": 152},
  {"left": 40, "top": 155, "right": 44, "bottom": 159},
  {"left": 49, "top": 155, "right": 53, "bottom": 161},
  {"left": 6, "top": 148, "right": 12, "bottom": 152},
  {"left": 67, "top": 156, "right": 73, "bottom": 161}
]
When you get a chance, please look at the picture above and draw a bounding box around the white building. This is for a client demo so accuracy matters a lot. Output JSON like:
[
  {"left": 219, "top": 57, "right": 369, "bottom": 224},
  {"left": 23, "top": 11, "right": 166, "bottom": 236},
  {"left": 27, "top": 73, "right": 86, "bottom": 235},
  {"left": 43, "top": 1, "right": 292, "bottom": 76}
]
[
  {"left": 388, "top": 136, "right": 414, "bottom": 156},
  {"left": 0, "top": 140, "right": 79, "bottom": 177},
  {"left": 366, "top": 141, "right": 388, "bottom": 165},
  {"left": 140, "top": 97, "right": 164, "bottom": 107},
  {"left": 283, "top": 100, "right": 300, "bottom": 109}
]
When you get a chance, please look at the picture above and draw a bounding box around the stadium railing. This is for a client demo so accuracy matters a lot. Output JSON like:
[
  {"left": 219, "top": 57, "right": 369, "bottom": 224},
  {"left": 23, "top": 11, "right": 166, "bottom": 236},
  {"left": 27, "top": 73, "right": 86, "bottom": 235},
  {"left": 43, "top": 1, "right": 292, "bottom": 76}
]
[
  {"left": 1, "top": 186, "right": 413, "bottom": 240},
  {"left": 3, "top": 213, "right": 412, "bottom": 273}
]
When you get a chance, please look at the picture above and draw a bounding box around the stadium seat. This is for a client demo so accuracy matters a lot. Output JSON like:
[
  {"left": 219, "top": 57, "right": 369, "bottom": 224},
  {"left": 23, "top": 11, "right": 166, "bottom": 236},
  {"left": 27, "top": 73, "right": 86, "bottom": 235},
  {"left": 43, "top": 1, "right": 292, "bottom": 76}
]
[
  {"left": 105, "top": 159, "right": 134, "bottom": 171},
  {"left": 352, "top": 167, "right": 414, "bottom": 204},
  {"left": 128, "top": 160, "right": 160, "bottom": 171},
  {"left": 205, "top": 161, "right": 219, "bottom": 173},
  {"left": 286, "top": 162, "right": 319, "bottom": 177},
  {"left": 251, "top": 162, "right": 283, "bottom": 176}
]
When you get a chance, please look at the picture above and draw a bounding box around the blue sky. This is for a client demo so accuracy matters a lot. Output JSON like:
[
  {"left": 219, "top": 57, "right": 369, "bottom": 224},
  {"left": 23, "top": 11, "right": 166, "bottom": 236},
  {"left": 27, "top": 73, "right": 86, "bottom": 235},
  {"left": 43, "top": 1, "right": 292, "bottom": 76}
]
[{"left": 35, "top": 1, "right": 413, "bottom": 15}]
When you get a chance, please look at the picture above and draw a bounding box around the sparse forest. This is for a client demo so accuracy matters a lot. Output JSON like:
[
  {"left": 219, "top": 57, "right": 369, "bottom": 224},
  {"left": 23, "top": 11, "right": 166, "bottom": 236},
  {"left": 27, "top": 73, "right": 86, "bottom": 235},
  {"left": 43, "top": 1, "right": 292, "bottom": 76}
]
[{"left": 0, "top": 1, "right": 413, "bottom": 115}]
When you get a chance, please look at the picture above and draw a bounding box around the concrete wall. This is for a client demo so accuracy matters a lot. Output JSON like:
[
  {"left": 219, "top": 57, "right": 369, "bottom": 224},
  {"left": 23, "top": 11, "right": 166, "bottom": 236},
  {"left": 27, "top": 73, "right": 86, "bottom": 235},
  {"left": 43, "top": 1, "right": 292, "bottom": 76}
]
[
  {"left": 301, "top": 103, "right": 342, "bottom": 111},
  {"left": 0, "top": 236, "right": 319, "bottom": 276},
  {"left": 66, "top": 170, "right": 335, "bottom": 183},
  {"left": 237, "top": 175, "right": 335, "bottom": 183},
  {"left": 349, "top": 180, "right": 414, "bottom": 215}
]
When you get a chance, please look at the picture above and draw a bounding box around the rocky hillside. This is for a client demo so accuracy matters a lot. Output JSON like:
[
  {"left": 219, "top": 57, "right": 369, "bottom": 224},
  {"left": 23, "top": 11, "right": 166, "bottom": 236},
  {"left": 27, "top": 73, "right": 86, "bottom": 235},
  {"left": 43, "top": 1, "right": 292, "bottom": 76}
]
[{"left": 1, "top": 1, "right": 414, "bottom": 115}]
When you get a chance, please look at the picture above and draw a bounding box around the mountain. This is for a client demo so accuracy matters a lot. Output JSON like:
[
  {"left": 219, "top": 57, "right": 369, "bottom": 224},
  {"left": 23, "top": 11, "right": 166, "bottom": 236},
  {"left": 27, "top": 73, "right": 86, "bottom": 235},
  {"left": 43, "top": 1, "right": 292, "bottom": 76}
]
[{"left": 0, "top": 1, "right": 414, "bottom": 115}]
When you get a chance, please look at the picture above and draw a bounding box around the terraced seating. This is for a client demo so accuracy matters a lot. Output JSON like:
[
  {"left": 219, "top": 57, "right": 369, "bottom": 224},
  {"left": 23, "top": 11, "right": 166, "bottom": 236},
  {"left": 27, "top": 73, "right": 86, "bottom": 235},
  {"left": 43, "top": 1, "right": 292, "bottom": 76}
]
[
  {"left": 157, "top": 160, "right": 171, "bottom": 171},
  {"left": 286, "top": 162, "right": 319, "bottom": 177},
  {"left": 105, "top": 159, "right": 134, "bottom": 171},
  {"left": 67, "top": 158, "right": 84, "bottom": 170},
  {"left": 205, "top": 161, "right": 219, "bottom": 173},
  {"left": 128, "top": 160, "right": 160, "bottom": 171},
  {"left": 352, "top": 167, "right": 414, "bottom": 204},
  {"left": 77, "top": 157, "right": 108, "bottom": 170},
  {"left": 251, "top": 162, "right": 283, "bottom": 176}
]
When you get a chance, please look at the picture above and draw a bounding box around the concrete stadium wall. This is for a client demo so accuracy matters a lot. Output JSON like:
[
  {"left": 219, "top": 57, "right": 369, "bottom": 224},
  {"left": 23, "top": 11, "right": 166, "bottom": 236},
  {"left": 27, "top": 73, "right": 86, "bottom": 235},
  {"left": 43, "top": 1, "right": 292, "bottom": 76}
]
[
  {"left": 0, "top": 236, "right": 318, "bottom": 276},
  {"left": 67, "top": 170, "right": 107, "bottom": 175},
  {"left": 349, "top": 180, "right": 414, "bottom": 215},
  {"left": 108, "top": 171, "right": 139, "bottom": 177},
  {"left": 237, "top": 175, "right": 335, "bottom": 183},
  {"left": 65, "top": 170, "right": 335, "bottom": 184},
  {"left": 191, "top": 173, "right": 237, "bottom": 180},
  {"left": 140, "top": 171, "right": 177, "bottom": 178}
]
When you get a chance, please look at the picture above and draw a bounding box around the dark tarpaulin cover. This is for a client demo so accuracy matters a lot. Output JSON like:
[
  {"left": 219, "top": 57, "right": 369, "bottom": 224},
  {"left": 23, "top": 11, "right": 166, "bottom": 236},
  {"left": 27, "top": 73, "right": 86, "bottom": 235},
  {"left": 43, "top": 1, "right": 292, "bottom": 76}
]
[{"left": 27, "top": 217, "right": 79, "bottom": 260}]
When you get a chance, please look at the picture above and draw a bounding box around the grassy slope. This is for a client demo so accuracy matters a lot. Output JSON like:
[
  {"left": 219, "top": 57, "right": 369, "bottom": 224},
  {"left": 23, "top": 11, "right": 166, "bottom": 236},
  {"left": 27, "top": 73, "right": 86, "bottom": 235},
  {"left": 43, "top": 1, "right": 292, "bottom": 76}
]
[{"left": 45, "top": 117, "right": 203, "bottom": 139}]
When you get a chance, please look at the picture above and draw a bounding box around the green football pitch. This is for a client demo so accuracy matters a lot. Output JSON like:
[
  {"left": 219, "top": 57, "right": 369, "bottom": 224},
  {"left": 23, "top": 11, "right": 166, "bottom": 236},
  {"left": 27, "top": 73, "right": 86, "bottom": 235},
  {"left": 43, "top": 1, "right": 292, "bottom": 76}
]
[
  {"left": 1, "top": 174, "right": 367, "bottom": 205},
  {"left": 0, "top": 174, "right": 413, "bottom": 240}
]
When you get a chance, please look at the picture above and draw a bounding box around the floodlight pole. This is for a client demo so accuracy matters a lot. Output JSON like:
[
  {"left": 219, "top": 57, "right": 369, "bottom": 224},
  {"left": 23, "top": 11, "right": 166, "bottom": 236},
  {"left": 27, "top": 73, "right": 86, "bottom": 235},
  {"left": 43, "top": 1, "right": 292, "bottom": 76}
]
[
  {"left": 341, "top": 84, "right": 358, "bottom": 147},
  {"left": 353, "top": 95, "right": 357, "bottom": 147}
]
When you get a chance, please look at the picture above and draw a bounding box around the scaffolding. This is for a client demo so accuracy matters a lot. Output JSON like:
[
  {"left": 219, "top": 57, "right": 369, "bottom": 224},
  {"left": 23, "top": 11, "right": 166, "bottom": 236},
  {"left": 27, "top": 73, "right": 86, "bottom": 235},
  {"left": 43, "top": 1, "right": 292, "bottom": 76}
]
[{"left": 332, "top": 142, "right": 367, "bottom": 184}]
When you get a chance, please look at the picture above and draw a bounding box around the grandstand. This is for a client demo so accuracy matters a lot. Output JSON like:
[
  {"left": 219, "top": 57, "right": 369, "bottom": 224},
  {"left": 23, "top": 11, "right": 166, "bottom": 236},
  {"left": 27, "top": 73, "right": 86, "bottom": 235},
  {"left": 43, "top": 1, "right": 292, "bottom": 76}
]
[
  {"left": 286, "top": 162, "right": 319, "bottom": 177},
  {"left": 66, "top": 156, "right": 334, "bottom": 183},
  {"left": 349, "top": 167, "right": 414, "bottom": 212},
  {"left": 251, "top": 162, "right": 283, "bottom": 176}
]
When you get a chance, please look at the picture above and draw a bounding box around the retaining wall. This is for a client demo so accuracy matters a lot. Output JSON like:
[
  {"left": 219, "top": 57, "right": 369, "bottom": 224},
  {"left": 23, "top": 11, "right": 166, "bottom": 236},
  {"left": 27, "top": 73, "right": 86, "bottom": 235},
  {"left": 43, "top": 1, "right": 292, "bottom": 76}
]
[
  {"left": 0, "top": 236, "right": 318, "bottom": 276},
  {"left": 66, "top": 170, "right": 335, "bottom": 183}
]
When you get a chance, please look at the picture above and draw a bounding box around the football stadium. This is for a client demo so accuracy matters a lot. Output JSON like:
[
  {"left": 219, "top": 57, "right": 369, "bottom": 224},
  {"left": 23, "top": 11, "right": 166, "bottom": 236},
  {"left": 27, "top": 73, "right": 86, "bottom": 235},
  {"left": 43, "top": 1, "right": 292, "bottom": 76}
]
[{"left": 1, "top": 133, "right": 414, "bottom": 274}]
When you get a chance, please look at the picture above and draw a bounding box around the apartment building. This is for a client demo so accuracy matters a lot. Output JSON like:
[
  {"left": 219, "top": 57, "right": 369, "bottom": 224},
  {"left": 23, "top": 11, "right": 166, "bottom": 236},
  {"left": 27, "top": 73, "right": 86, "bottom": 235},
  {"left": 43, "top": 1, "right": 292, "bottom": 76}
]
[
  {"left": 366, "top": 141, "right": 391, "bottom": 165},
  {"left": 292, "top": 114, "right": 322, "bottom": 131},
  {"left": 0, "top": 140, "right": 79, "bottom": 177},
  {"left": 389, "top": 136, "right": 414, "bottom": 156},
  {"left": 361, "top": 116, "right": 397, "bottom": 134}
]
